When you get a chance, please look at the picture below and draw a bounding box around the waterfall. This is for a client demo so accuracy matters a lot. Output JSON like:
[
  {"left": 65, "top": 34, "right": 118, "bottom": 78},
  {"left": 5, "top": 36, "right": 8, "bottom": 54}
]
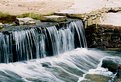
[
  {"left": 0, "top": 20, "right": 87, "bottom": 63},
  {"left": 0, "top": 19, "right": 118, "bottom": 82}
]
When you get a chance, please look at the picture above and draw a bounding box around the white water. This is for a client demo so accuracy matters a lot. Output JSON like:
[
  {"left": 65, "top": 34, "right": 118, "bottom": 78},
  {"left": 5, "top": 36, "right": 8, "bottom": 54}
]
[{"left": 0, "top": 48, "right": 109, "bottom": 82}]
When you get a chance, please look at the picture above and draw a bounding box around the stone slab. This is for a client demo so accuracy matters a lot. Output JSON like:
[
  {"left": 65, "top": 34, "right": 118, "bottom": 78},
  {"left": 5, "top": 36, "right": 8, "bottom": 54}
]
[
  {"left": 55, "top": 0, "right": 106, "bottom": 20},
  {"left": 105, "top": 0, "right": 121, "bottom": 12},
  {"left": 15, "top": 17, "right": 35, "bottom": 25},
  {"left": 40, "top": 15, "right": 67, "bottom": 22},
  {"left": 99, "top": 13, "right": 121, "bottom": 26}
]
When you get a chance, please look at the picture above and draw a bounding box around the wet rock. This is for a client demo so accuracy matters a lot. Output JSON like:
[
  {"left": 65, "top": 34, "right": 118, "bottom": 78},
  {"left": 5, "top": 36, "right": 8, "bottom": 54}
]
[
  {"left": 15, "top": 17, "right": 36, "bottom": 25},
  {"left": 101, "top": 57, "right": 121, "bottom": 74},
  {"left": 80, "top": 74, "right": 121, "bottom": 82},
  {"left": 102, "top": 58, "right": 118, "bottom": 73},
  {"left": 117, "top": 64, "right": 121, "bottom": 78},
  {"left": 40, "top": 15, "right": 67, "bottom": 22},
  {"left": 41, "top": 62, "right": 52, "bottom": 68},
  {"left": 86, "top": 74, "right": 111, "bottom": 82}
]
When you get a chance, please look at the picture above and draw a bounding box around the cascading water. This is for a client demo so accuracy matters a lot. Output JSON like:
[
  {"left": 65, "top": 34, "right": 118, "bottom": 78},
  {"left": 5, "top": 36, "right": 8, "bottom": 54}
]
[
  {"left": 0, "top": 20, "right": 87, "bottom": 63},
  {"left": 0, "top": 48, "right": 108, "bottom": 82},
  {"left": 0, "top": 20, "right": 119, "bottom": 82}
]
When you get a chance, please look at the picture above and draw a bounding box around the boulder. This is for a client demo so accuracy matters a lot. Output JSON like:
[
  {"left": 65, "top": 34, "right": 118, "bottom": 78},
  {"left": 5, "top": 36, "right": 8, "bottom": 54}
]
[
  {"left": 40, "top": 15, "right": 67, "bottom": 22},
  {"left": 15, "top": 17, "right": 36, "bottom": 25},
  {"left": 101, "top": 57, "right": 121, "bottom": 76}
]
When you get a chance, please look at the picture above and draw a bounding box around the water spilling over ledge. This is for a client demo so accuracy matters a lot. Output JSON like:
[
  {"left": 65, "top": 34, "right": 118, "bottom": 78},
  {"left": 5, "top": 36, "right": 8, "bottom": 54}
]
[
  {"left": 0, "top": 19, "right": 87, "bottom": 63},
  {"left": 0, "top": 17, "right": 121, "bottom": 82}
]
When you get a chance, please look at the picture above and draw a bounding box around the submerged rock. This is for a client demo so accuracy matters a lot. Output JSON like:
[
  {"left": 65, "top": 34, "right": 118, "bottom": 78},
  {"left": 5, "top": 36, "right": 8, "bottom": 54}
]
[
  {"left": 15, "top": 17, "right": 36, "bottom": 25},
  {"left": 41, "top": 62, "right": 52, "bottom": 68}
]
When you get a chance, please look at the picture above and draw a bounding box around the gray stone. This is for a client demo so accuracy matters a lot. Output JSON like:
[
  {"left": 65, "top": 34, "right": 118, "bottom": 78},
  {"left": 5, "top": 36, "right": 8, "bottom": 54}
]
[
  {"left": 40, "top": 15, "right": 67, "bottom": 22},
  {"left": 15, "top": 17, "right": 36, "bottom": 25}
]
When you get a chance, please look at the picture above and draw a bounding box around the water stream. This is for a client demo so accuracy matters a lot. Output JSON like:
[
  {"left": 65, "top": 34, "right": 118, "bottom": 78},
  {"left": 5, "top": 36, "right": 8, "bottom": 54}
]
[
  {"left": 0, "top": 48, "right": 108, "bottom": 82},
  {"left": 0, "top": 20, "right": 120, "bottom": 82}
]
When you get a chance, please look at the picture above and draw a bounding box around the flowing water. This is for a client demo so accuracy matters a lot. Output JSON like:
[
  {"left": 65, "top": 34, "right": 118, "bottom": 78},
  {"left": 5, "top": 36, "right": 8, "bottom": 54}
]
[
  {"left": 0, "top": 20, "right": 87, "bottom": 63},
  {"left": 0, "top": 48, "right": 108, "bottom": 82},
  {"left": 0, "top": 20, "right": 120, "bottom": 82}
]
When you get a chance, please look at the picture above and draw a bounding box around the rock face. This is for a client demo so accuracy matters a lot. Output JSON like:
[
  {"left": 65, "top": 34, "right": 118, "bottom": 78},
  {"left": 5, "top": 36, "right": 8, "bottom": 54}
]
[
  {"left": 15, "top": 17, "right": 35, "bottom": 25},
  {"left": 86, "top": 12, "right": 121, "bottom": 48},
  {"left": 40, "top": 15, "right": 67, "bottom": 22},
  {"left": 86, "top": 24, "right": 121, "bottom": 48}
]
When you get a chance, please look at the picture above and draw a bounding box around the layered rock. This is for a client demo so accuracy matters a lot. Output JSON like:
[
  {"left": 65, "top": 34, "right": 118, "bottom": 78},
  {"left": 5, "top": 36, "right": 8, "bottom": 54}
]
[
  {"left": 55, "top": 0, "right": 107, "bottom": 26},
  {"left": 86, "top": 12, "right": 121, "bottom": 48}
]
